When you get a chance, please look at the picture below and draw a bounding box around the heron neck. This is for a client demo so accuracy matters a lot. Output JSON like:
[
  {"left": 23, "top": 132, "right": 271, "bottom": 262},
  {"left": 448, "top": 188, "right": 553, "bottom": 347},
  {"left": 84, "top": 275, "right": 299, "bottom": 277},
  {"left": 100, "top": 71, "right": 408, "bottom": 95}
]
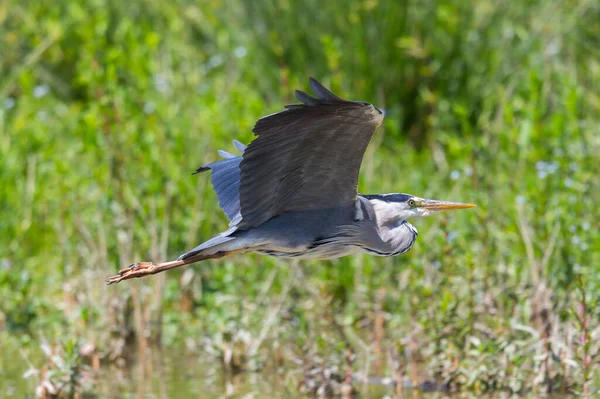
[
  {"left": 367, "top": 198, "right": 418, "bottom": 254},
  {"left": 377, "top": 220, "right": 418, "bottom": 255}
]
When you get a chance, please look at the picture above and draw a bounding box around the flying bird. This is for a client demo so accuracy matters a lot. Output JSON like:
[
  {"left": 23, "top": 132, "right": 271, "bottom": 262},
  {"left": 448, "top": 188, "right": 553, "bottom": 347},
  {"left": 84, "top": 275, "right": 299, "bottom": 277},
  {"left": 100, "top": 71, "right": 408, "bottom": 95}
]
[{"left": 106, "top": 78, "right": 474, "bottom": 284}]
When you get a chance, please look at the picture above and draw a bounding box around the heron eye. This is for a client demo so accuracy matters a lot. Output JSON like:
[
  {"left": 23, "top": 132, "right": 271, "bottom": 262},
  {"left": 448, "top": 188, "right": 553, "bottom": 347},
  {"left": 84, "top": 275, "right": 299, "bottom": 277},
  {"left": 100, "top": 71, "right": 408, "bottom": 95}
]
[{"left": 408, "top": 199, "right": 416, "bottom": 207}]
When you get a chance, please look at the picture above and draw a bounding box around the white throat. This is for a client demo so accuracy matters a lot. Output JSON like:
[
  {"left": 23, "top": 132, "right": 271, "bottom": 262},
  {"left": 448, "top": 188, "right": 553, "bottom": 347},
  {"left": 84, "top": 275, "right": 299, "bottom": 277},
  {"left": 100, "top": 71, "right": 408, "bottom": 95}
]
[{"left": 369, "top": 199, "right": 417, "bottom": 226}]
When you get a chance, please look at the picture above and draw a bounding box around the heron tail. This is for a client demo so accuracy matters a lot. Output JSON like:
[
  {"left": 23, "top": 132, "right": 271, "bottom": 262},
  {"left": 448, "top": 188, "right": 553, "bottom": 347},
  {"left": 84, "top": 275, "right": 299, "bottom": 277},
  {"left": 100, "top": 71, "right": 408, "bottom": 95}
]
[
  {"left": 177, "top": 234, "right": 238, "bottom": 260},
  {"left": 176, "top": 228, "right": 261, "bottom": 262}
]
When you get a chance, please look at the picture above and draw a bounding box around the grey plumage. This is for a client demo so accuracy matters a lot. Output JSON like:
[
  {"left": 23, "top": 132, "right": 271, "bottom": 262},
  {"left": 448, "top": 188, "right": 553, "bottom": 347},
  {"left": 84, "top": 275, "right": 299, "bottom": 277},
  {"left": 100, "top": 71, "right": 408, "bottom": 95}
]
[
  {"left": 173, "top": 77, "right": 473, "bottom": 264},
  {"left": 107, "top": 78, "right": 474, "bottom": 285},
  {"left": 179, "top": 78, "right": 389, "bottom": 260}
]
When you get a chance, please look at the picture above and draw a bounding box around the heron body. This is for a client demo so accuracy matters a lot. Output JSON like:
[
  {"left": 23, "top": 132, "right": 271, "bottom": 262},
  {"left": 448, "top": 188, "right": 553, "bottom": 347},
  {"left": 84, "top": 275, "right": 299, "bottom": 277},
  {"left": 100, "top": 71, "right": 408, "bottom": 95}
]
[
  {"left": 183, "top": 194, "right": 419, "bottom": 261},
  {"left": 106, "top": 78, "right": 474, "bottom": 284}
]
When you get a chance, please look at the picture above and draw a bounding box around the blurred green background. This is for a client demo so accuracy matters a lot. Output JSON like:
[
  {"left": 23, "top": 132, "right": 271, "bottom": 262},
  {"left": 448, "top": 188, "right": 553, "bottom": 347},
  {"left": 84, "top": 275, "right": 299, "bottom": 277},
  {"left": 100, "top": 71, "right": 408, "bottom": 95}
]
[{"left": 1, "top": 0, "right": 599, "bottom": 397}]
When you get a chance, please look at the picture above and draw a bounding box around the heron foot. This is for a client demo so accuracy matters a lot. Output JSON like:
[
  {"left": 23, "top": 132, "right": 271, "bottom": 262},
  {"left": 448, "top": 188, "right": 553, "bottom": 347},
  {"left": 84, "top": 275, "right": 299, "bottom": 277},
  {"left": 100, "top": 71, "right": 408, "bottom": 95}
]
[{"left": 105, "top": 262, "right": 155, "bottom": 285}]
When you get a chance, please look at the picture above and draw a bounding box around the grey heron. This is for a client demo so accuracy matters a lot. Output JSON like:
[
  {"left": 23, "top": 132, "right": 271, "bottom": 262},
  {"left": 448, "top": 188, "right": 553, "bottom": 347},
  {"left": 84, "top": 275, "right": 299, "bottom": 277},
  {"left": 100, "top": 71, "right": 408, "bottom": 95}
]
[{"left": 106, "top": 78, "right": 474, "bottom": 284}]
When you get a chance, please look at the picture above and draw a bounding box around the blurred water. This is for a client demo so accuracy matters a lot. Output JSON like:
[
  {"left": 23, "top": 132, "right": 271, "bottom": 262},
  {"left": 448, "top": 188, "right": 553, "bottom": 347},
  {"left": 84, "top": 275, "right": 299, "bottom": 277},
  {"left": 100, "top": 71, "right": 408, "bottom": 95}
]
[{"left": 1, "top": 345, "right": 576, "bottom": 398}]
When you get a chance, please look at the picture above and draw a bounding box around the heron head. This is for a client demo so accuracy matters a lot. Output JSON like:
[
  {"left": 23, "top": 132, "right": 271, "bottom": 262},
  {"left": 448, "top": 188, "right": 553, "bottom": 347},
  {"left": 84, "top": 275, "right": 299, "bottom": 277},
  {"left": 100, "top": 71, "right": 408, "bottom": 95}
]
[{"left": 366, "top": 193, "right": 475, "bottom": 222}]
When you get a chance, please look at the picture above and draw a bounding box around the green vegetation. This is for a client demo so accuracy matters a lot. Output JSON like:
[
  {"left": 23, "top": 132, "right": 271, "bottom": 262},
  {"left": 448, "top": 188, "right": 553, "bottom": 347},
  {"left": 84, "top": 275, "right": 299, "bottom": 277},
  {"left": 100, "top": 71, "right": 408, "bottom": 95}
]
[{"left": 1, "top": 0, "right": 599, "bottom": 396}]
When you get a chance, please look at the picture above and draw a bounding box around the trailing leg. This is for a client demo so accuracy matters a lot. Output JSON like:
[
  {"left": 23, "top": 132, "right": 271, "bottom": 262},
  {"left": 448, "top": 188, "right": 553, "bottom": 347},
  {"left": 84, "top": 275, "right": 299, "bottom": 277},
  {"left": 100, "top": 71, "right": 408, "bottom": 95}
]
[{"left": 105, "top": 251, "right": 229, "bottom": 285}]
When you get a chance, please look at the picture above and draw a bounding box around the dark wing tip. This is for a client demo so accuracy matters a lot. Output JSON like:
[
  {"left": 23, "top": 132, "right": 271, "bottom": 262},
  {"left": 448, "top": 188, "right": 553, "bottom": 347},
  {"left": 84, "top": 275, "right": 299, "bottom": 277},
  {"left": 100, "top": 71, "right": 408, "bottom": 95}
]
[
  {"left": 284, "top": 104, "right": 305, "bottom": 110},
  {"left": 308, "top": 77, "right": 346, "bottom": 103},
  {"left": 295, "top": 90, "right": 320, "bottom": 106},
  {"left": 294, "top": 79, "right": 349, "bottom": 106},
  {"left": 192, "top": 166, "right": 210, "bottom": 175}
]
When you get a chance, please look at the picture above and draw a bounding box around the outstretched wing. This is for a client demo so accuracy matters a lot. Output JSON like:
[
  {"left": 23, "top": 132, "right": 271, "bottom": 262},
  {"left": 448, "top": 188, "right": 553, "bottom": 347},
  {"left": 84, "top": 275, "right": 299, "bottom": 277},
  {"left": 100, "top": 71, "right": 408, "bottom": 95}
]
[
  {"left": 239, "top": 78, "right": 384, "bottom": 228},
  {"left": 193, "top": 140, "right": 246, "bottom": 222}
]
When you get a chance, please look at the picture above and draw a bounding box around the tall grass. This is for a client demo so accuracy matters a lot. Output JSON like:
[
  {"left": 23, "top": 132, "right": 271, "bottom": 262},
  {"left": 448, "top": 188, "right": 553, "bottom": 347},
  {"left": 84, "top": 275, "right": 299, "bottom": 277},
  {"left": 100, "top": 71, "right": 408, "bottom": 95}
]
[{"left": 1, "top": 0, "right": 599, "bottom": 395}]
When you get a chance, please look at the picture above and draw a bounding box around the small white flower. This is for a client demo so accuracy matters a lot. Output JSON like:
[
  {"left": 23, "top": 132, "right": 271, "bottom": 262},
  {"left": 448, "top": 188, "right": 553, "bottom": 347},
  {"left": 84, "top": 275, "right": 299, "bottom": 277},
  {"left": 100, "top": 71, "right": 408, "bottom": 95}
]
[
  {"left": 0, "top": 259, "right": 10, "bottom": 270},
  {"left": 4, "top": 97, "right": 15, "bottom": 109},
  {"left": 569, "top": 162, "right": 579, "bottom": 172},
  {"left": 143, "top": 102, "right": 155, "bottom": 114},
  {"left": 545, "top": 39, "right": 560, "bottom": 56},
  {"left": 547, "top": 161, "right": 559, "bottom": 174},
  {"left": 233, "top": 46, "right": 247, "bottom": 58},
  {"left": 33, "top": 84, "right": 49, "bottom": 98},
  {"left": 207, "top": 55, "right": 223, "bottom": 69},
  {"left": 153, "top": 73, "right": 169, "bottom": 94},
  {"left": 447, "top": 231, "right": 457, "bottom": 242}
]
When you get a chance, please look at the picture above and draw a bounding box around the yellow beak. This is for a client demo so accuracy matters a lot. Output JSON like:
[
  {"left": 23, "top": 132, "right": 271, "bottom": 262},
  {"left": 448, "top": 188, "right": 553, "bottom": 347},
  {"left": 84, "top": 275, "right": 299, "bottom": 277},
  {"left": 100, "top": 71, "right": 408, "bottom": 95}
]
[{"left": 420, "top": 200, "right": 476, "bottom": 211}]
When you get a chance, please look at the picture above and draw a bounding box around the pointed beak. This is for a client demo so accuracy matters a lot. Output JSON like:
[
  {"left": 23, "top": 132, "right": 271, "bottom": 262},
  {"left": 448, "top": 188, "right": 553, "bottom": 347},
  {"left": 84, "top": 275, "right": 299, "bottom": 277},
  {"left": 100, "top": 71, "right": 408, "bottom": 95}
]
[{"left": 420, "top": 200, "right": 476, "bottom": 211}]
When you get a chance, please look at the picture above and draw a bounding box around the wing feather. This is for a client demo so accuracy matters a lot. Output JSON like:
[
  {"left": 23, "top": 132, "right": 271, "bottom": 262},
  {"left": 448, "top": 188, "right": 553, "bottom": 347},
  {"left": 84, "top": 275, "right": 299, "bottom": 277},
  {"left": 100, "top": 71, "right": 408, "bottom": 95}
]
[
  {"left": 193, "top": 140, "right": 246, "bottom": 221},
  {"left": 233, "top": 140, "right": 247, "bottom": 153},
  {"left": 238, "top": 78, "right": 384, "bottom": 228}
]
